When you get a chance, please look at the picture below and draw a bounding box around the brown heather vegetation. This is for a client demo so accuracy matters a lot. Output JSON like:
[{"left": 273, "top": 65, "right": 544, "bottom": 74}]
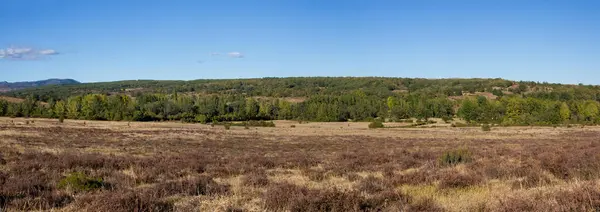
[{"left": 2, "top": 118, "right": 600, "bottom": 211}]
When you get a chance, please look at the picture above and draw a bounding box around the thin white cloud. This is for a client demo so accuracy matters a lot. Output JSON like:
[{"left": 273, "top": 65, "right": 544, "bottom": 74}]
[
  {"left": 199, "top": 51, "right": 244, "bottom": 64},
  {"left": 0, "top": 47, "right": 60, "bottom": 60},
  {"left": 39, "top": 49, "right": 59, "bottom": 55},
  {"left": 227, "top": 52, "right": 244, "bottom": 58}
]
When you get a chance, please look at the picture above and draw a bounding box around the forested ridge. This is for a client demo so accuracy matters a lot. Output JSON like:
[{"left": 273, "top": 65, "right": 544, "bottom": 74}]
[
  {"left": 2, "top": 77, "right": 600, "bottom": 125},
  {"left": 0, "top": 78, "right": 79, "bottom": 92}
]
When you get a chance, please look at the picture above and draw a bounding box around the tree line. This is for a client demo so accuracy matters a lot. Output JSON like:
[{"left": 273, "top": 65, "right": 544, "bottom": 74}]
[
  {"left": 1, "top": 92, "right": 599, "bottom": 125},
  {"left": 8, "top": 77, "right": 600, "bottom": 103}
]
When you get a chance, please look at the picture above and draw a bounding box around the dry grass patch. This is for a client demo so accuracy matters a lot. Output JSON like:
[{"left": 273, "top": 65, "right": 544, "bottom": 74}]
[{"left": 2, "top": 118, "right": 600, "bottom": 211}]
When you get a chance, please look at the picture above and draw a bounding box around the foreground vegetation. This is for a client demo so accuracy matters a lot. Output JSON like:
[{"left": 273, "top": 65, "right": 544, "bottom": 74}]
[
  {"left": 2, "top": 77, "right": 600, "bottom": 126},
  {"left": 1, "top": 118, "right": 600, "bottom": 211}
]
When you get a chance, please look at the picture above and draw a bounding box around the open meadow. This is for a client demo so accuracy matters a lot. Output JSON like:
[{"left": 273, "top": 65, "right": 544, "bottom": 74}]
[{"left": 1, "top": 117, "right": 600, "bottom": 211}]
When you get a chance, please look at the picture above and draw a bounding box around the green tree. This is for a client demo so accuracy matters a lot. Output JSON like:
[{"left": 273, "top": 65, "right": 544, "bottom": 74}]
[
  {"left": 583, "top": 100, "right": 599, "bottom": 122},
  {"left": 386, "top": 96, "right": 395, "bottom": 117},
  {"left": 22, "top": 95, "right": 37, "bottom": 118},
  {"left": 81, "top": 94, "right": 107, "bottom": 120},
  {"left": 67, "top": 96, "right": 82, "bottom": 119},
  {"left": 458, "top": 99, "right": 480, "bottom": 122},
  {"left": 277, "top": 100, "right": 292, "bottom": 120},
  {"left": 390, "top": 98, "right": 410, "bottom": 119},
  {"left": 0, "top": 100, "right": 7, "bottom": 116},
  {"left": 54, "top": 100, "right": 66, "bottom": 120},
  {"left": 559, "top": 102, "right": 571, "bottom": 123},
  {"left": 6, "top": 103, "right": 21, "bottom": 117},
  {"left": 245, "top": 98, "right": 259, "bottom": 120},
  {"left": 503, "top": 97, "right": 526, "bottom": 125}
]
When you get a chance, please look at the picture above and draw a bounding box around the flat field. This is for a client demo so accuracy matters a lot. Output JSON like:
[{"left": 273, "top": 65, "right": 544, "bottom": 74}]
[{"left": 1, "top": 118, "right": 600, "bottom": 211}]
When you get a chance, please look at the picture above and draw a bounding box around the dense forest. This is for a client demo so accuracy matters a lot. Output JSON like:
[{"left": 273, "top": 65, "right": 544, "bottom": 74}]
[{"left": 2, "top": 77, "right": 600, "bottom": 125}]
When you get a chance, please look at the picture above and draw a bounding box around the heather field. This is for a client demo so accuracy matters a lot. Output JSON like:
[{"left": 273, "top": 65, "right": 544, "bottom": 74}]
[{"left": 1, "top": 118, "right": 600, "bottom": 211}]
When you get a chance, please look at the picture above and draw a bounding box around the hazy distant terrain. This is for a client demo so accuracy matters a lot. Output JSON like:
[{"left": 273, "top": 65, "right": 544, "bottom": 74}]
[{"left": 0, "top": 78, "right": 79, "bottom": 92}]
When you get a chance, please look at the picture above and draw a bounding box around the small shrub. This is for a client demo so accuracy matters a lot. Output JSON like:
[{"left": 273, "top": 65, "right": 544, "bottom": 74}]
[
  {"left": 25, "top": 120, "right": 30, "bottom": 125},
  {"left": 439, "top": 149, "right": 472, "bottom": 166},
  {"left": 290, "top": 124, "right": 296, "bottom": 128},
  {"left": 346, "top": 173, "right": 362, "bottom": 182},
  {"left": 390, "top": 169, "right": 434, "bottom": 186},
  {"left": 237, "top": 120, "right": 276, "bottom": 127},
  {"left": 0, "top": 171, "right": 7, "bottom": 184},
  {"left": 357, "top": 175, "right": 389, "bottom": 194},
  {"left": 451, "top": 122, "right": 468, "bottom": 127},
  {"left": 304, "top": 169, "right": 326, "bottom": 182},
  {"left": 495, "top": 183, "right": 600, "bottom": 211},
  {"left": 224, "top": 124, "right": 231, "bottom": 130},
  {"left": 368, "top": 120, "right": 384, "bottom": 129},
  {"left": 242, "top": 172, "right": 270, "bottom": 187},
  {"left": 410, "top": 197, "right": 444, "bottom": 212},
  {"left": 263, "top": 183, "right": 411, "bottom": 212},
  {"left": 510, "top": 167, "right": 553, "bottom": 189},
  {"left": 0, "top": 153, "right": 6, "bottom": 165},
  {"left": 59, "top": 116, "right": 64, "bottom": 123},
  {"left": 153, "top": 176, "right": 229, "bottom": 197},
  {"left": 226, "top": 206, "right": 245, "bottom": 212},
  {"left": 263, "top": 121, "right": 276, "bottom": 127},
  {"left": 441, "top": 116, "right": 453, "bottom": 123},
  {"left": 74, "top": 191, "right": 174, "bottom": 212},
  {"left": 244, "top": 125, "right": 250, "bottom": 130},
  {"left": 438, "top": 170, "right": 483, "bottom": 189},
  {"left": 481, "top": 124, "right": 491, "bottom": 131},
  {"left": 58, "top": 172, "right": 104, "bottom": 192}
]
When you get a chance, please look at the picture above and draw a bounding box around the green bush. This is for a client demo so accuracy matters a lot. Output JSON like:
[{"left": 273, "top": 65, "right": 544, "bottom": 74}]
[
  {"left": 224, "top": 124, "right": 231, "bottom": 130},
  {"left": 441, "top": 116, "right": 453, "bottom": 123},
  {"left": 217, "top": 121, "right": 276, "bottom": 128},
  {"left": 451, "top": 122, "right": 468, "bottom": 127},
  {"left": 481, "top": 124, "right": 491, "bottom": 131},
  {"left": 58, "top": 172, "right": 104, "bottom": 192},
  {"left": 368, "top": 121, "right": 384, "bottom": 129},
  {"left": 439, "top": 149, "right": 472, "bottom": 166},
  {"left": 195, "top": 114, "right": 208, "bottom": 123},
  {"left": 250, "top": 120, "right": 275, "bottom": 127}
]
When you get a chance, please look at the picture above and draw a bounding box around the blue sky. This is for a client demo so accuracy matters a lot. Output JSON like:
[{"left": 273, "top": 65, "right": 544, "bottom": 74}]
[{"left": 1, "top": 0, "right": 600, "bottom": 84}]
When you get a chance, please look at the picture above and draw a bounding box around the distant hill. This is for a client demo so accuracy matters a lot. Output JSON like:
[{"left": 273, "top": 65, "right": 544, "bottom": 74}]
[{"left": 0, "top": 79, "right": 80, "bottom": 92}]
